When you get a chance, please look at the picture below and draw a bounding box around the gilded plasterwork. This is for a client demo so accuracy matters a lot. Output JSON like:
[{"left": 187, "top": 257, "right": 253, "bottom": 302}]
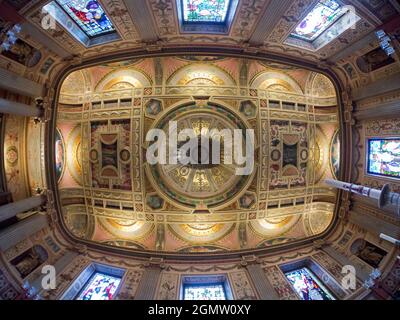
[
  {"left": 3, "top": 114, "right": 29, "bottom": 201},
  {"left": 56, "top": 56, "right": 339, "bottom": 252},
  {"left": 169, "top": 223, "right": 235, "bottom": 244},
  {"left": 146, "top": 102, "right": 255, "bottom": 210}
]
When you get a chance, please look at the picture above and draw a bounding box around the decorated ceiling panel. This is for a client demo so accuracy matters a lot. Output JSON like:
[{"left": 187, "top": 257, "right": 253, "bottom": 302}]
[
  {"left": 0, "top": 0, "right": 398, "bottom": 95},
  {"left": 55, "top": 56, "right": 340, "bottom": 253}
]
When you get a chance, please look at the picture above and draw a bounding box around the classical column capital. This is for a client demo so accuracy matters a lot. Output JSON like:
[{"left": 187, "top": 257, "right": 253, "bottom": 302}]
[
  {"left": 72, "top": 243, "right": 87, "bottom": 255},
  {"left": 312, "top": 239, "right": 328, "bottom": 249},
  {"left": 242, "top": 41, "right": 261, "bottom": 54},
  {"left": 240, "top": 254, "right": 261, "bottom": 266},
  {"left": 63, "top": 54, "right": 83, "bottom": 66},
  {"left": 144, "top": 41, "right": 163, "bottom": 52},
  {"left": 316, "top": 60, "right": 335, "bottom": 70},
  {"left": 145, "top": 257, "right": 166, "bottom": 269}
]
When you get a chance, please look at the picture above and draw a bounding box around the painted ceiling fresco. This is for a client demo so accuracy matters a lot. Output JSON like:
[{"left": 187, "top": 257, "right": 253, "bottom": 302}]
[{"left": 56, "top": 56, "right": 340, "bottom": 253}]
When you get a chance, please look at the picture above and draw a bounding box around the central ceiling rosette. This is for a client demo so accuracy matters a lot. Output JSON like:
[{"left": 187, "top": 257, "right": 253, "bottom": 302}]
[{"left": 145, "top": 102, "right": 256, "bottom": 210}]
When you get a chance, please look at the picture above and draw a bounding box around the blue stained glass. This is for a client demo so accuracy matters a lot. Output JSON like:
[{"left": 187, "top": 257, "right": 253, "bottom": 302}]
[
  {"left": 76, "top": 272, "right": 121, "bottom": 300},
  {"left": 183, "top": 284, "right": 226, "bottom": 300},
  {"left": 284, "top": 268, "right": 335, "bottom": 300},
  {"left": 368, "top": 139, "right": 400, "bottom": 178},
  {"left": 182, "top": 0, "right": 231, "bottom": 23},
  {"left": 56, "top": 0, "right": 115, "bottom": 37},
  {"left": 292, "top": 0, "right": 345, "bottom": 41}
]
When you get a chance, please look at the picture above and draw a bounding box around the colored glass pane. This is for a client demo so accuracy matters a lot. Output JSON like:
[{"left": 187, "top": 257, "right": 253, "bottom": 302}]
[
  {"left": 284, "top": 268, "right": 335, "bottom": 300},
  {"left": 368, "top": 139, "right": 400, "bottom": 178},
  {"left": 56, "top": 0, "right": 115, "bottom": 37},
  {"left": 292, "top": 0, "right": 344, "bottom": 41},
  {"left": 183, "top": 283, "right": 226, "bottom": 300},
  {"left": 182, "top": 0, "right": 231, "bottom": 23},
  {"left": 76, "top": 272, "right": 121, "bottom": 300}
]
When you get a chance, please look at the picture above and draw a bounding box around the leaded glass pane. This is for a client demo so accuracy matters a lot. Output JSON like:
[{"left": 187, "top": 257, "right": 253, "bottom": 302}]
[
  {"left": 284, "top": 268, "right": 335, "bottom": 300},
  {"left": 182, "top": 0, "right": 231, "bottom": 23},
  {"left": 55, "top": 0, "right": 115, "bottom": 37},
  {"left": 183, "top": 284, "right": 227, "bottom": 300},
  {"left": 76, "top": 272, "right": 121, "bottom": 300},
  {"left": 292, "top": 0, "right": 345, "bottom": 41},
  {"left": 368, "top": 138, "right": 400, "bottom": 178}
]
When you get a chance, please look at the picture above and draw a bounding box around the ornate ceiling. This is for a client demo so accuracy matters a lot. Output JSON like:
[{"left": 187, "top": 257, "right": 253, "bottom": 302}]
[
  {"left": 55, "top": 56, "right": 340, "bottom": 253},
  {"left": 1, "top": 0, "right": 399, "bottom": 97}
]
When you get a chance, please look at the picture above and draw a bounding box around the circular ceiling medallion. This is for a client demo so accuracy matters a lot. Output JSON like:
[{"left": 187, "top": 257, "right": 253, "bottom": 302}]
[
  {"left": 239, "top": 192, "right": 256, "bottom": 209},
  {"left": 6, "top": 146, "right": 18, "bottom": 166},
  {"left": 300, "top": 149, "right": 309, "bottom": 161},
  {"left": 145, "top": 103, "right": 255, "bottom": 209},
  {"left": 90, "top": 149, "right": 99, "bottom": 162},
  {"left": 146, "top": 194, "right": 164, "bottom": 210},
  {"left": 271, "top": 149, "right": 281, "bottom": 161},
  {"left": 119, "top": 148, "right": 131, "bottom": 162}
]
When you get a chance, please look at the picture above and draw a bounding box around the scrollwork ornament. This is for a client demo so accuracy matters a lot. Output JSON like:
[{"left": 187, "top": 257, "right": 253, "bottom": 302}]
[{"left": 312, "top": 239, "right": 326, "bottom": 249}]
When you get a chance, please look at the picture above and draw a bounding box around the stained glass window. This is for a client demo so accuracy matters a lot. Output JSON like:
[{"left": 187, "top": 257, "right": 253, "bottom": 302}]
[
  {"left": 76, "top": 272, "right": 121, "bottom": 300},
  {"left": 367, "top": 138, "right": 400, "bottom": 178},
  {"left": 284, "top": 268, "right": 335, "bottom": 300},
  {"left": 292, "top": 0, "right": 345, "bottom": 41},
  {"left": 182, "top": 0, "right": 231, "bottom": 23},
  {"left": 55, "top": 0, "right": 115, "bottom": 37},
  {"left": 183, "top": 283, "right": 226, "bottom": 300}
]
